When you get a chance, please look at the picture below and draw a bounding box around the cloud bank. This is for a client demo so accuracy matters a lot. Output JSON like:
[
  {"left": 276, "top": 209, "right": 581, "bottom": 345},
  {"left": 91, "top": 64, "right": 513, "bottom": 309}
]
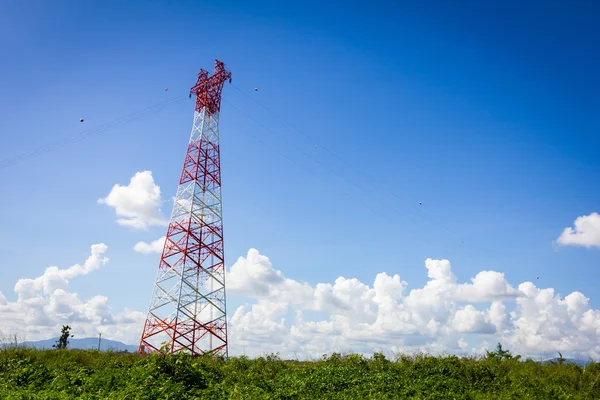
[
  {"left": 225, "top": 249, "right": 600, "bottom": 359},
  {"left": 0, "top": 244, "right": 144, "bottom": 345},
  {"left": 2, "top": 247, "right": 599, "bottom": 359}
]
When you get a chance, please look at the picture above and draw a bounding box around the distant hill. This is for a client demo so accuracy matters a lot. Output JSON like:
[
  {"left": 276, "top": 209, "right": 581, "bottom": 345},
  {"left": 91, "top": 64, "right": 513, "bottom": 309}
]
[
  {"left": 540, "top": 357, "right": 593, "bottom": 366},
  {"left": 20, "top": 337, "right": 138, "bottom": 352}
]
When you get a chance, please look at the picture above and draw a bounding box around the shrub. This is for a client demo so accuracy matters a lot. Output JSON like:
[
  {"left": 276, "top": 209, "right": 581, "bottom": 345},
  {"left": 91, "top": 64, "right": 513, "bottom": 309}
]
[{"left": 0, "top": 348, "right": 599, "bottom": 399}]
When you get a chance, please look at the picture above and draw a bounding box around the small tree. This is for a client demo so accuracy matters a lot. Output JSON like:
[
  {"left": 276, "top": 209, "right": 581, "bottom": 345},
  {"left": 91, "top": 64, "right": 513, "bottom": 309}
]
[
  {"left": 486, "top": 343, "right": 520, "bottom": 361},
  {"left": 53, "top": 325, "right": 73, "bottom": 350}
]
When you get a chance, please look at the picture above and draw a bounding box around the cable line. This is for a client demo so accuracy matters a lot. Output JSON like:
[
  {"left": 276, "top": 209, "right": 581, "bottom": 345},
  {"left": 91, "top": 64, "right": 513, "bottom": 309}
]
[
  {"left": 224, "top": 98, "right": 420, "bottom": 227},
  {"left": 226, "top": 84, "right": 501, "bottom": 264},
  {"left": 0, "top": 95, "right": 187, "bottom": 169},
  {"left": 227, "top": 83, "right": 455, "bottom": 235}
]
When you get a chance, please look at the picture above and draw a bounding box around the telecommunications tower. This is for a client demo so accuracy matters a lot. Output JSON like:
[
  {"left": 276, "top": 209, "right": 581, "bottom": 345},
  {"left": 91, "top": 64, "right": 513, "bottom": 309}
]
[{"left": 139, "top": 60, "right": 231, "bottom": 357}]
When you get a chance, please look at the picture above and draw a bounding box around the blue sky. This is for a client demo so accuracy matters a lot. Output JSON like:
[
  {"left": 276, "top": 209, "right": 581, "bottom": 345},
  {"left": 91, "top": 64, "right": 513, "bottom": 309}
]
[{"left": 0, "top": 0, "right": 599, "bottom": 357}]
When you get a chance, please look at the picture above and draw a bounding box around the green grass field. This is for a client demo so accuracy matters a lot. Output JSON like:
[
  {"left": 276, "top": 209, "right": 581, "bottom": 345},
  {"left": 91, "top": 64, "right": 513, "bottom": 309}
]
[{"left": 1, "top": 346, "right": 599, "bottom": 399}]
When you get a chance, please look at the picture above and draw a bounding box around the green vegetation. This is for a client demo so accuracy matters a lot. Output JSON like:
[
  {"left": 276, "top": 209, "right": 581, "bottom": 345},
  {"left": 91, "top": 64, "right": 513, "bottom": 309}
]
[{"left": 1, "top": 344, "right": 599, "bottom": 399}]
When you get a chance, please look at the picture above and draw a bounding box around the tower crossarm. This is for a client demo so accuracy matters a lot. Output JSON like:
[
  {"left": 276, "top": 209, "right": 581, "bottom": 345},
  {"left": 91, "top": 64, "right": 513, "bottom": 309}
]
[{"left": 190, "top": 60, "right": 232, "bottom": 115}]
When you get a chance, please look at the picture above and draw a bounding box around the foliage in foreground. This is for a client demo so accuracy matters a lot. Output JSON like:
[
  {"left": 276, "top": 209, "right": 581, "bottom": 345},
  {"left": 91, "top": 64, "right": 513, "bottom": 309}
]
[{"left": 1, "top": 346, "right": 600, "bottom": 399}]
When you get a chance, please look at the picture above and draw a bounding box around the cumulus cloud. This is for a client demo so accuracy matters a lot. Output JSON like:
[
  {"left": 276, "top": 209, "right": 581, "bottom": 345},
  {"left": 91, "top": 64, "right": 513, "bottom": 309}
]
[
  {"left": 98, "top": 171, "right": 168, "bottom": 230},
  {"left": 4, "top": 246, "right": 600, "bottom": 360},
  {"left": 14, "top": 244, "right": 108, "bottom": 301},
  {"left": 226, "top": 249, "right": 600, "bottom": 359},
  {"left": 133, "top": 236, "right": 166, "bottom": 254},
  {"left": 556, "top": 212, "right": 600, "bottom": 248},
  {"left": 0, "top": 244, "right": 144, "bottom": 344},
  {"left": 452, "top": 305, "right": 495, "bottom": 334}
]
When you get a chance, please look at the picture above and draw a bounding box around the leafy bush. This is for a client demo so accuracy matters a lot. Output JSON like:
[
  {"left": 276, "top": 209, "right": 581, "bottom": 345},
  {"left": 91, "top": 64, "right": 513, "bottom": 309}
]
[{"left": 0, "top": 347, "right": 598, "bottom": 399}]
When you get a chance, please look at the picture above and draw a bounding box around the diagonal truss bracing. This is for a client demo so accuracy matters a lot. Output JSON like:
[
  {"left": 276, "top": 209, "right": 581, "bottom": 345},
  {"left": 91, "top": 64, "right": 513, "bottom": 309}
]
[{"left": 139, "top": 60, "right": 231, "bottom": 357}]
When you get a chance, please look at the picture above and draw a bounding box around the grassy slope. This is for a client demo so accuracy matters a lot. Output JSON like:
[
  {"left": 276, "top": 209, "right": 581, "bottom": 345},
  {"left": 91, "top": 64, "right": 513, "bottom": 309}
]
[{"left": 1, "top": 348, "right": 599, "bottom": 399}]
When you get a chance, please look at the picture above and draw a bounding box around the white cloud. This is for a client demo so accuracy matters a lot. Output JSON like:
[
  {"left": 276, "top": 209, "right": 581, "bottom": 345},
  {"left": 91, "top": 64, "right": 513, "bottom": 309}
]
[
  {"left": 4, "top": 246, "right": 600, "bottom": 360},
  {"left": 14, "top": 244, "right": 108, "bottom": 301},
  {"left": 488, "top": 301, "right": 510, "bottom": 332},
  {"left": 455, "top": 270, "right": 520, "bottom": 302},
  {"left": 133, "top": 236, "right": 166, "bottom": 254},
  {"left": 226, "top": 249, "right": 600, "bottom": 359},
  {"left": 0, "top": 244, "right": 144, "bottom": 344},
  {"left": 227, "top": 249, "right": 313, "bottom": 305},
  {"left": 98, "top": 171, "right": 168, "bottom": 230},
  {"left": 451, "top": 305, "right": 495, "bottom": 334},
  {"left": 556, "top": 212, "right": 600, "bottom": 248}
]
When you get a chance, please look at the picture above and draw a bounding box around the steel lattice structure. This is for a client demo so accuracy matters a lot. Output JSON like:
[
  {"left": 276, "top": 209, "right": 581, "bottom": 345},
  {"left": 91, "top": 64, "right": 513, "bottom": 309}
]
[{"left": 139, "top": 60, "right": 231, "bottom": 357}]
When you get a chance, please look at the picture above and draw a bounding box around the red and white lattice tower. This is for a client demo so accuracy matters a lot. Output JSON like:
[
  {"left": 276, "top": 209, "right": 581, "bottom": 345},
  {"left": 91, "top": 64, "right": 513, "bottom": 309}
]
[{"left": 139, "top": 60, "right": 231, "bottom": 357}]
